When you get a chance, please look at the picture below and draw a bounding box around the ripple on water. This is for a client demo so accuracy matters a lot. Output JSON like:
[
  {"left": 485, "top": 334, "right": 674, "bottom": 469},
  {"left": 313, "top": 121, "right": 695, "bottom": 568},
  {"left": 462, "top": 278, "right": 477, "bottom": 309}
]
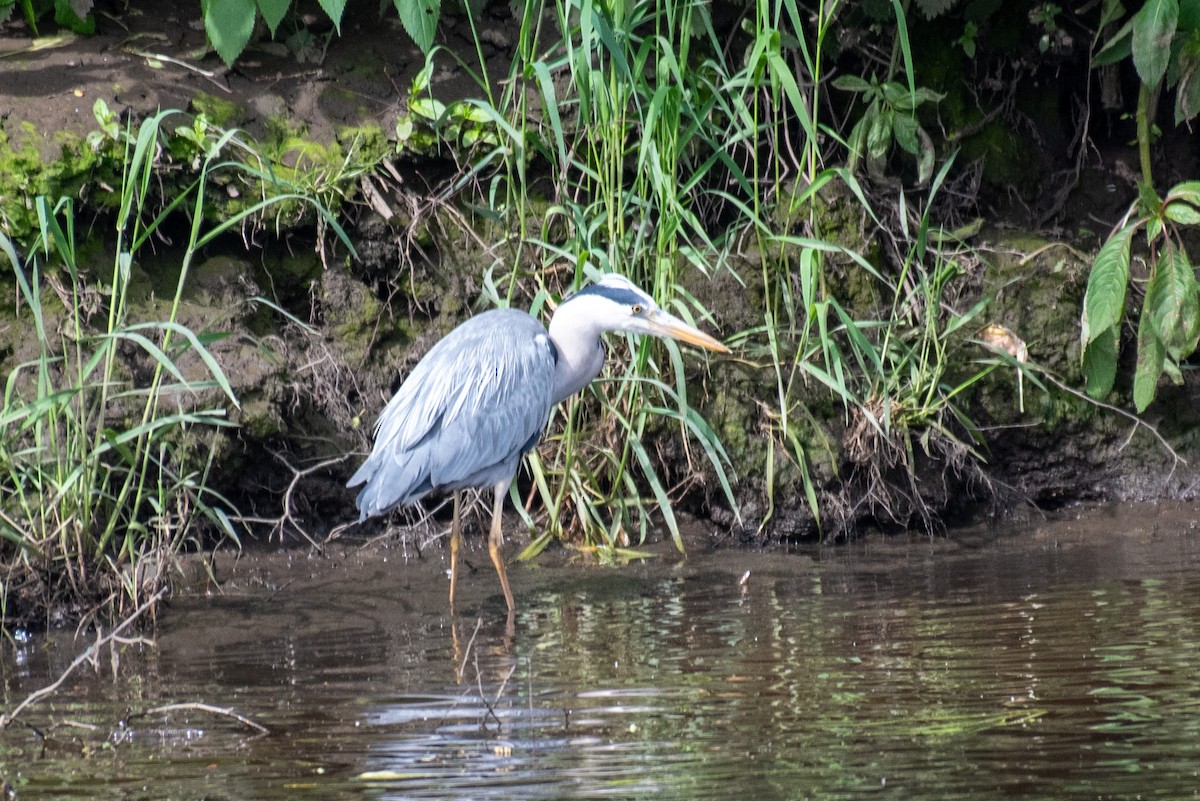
[{"left": 4, "top": 505, "right": 1200, "bottom": 800}]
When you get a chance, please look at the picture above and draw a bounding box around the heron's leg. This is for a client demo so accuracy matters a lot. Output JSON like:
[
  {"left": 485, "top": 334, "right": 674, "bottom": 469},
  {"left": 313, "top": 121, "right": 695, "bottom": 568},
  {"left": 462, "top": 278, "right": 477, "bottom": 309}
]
[
  {"left": 449, "top": 491, "right": 462, "bottom": 611},
  {"left": 489, "top": 480, "right": 516, "bottom": 613}
]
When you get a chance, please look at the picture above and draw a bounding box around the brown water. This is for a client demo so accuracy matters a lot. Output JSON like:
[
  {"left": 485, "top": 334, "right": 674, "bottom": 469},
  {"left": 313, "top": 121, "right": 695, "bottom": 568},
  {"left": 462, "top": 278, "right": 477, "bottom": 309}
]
[{"left": 3, "top": 503, "right": 1200, "bottom": 800}]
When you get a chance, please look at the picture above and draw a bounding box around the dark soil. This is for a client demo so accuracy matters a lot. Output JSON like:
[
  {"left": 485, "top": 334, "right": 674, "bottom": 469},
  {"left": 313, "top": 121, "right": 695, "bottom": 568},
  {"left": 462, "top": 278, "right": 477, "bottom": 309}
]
[{"left": 1, "top": 0, "right": 466, "bottom": 157}]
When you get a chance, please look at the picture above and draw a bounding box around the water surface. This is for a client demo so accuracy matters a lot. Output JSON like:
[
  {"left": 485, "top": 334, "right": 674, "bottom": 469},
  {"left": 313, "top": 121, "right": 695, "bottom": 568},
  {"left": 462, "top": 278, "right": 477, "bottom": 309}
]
[{"left": 2, "top": 503, "right": 1199, "bottom": 799}]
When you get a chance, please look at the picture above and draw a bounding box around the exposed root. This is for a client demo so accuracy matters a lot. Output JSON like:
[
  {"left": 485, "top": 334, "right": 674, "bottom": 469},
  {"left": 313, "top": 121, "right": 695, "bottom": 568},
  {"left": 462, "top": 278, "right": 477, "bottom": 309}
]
[{"left": 835, "top": 399, "right": 994, "bottom": 536}]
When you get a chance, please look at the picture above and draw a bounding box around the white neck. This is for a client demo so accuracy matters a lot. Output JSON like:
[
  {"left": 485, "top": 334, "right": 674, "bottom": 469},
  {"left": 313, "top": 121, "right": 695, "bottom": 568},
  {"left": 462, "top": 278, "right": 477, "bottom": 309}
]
[{"left": 547, "top": 300, "right": 608, "bottom": 406}]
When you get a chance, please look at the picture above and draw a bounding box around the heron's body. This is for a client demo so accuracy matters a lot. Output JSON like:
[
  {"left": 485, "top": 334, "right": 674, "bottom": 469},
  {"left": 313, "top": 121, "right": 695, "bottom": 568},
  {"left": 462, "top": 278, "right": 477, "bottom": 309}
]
[
  {"left": 348, "top": 275, "right": 727, "bottom": 614},
  {"left": 349, "top": 309, "right": 557, "bottom": 518}
]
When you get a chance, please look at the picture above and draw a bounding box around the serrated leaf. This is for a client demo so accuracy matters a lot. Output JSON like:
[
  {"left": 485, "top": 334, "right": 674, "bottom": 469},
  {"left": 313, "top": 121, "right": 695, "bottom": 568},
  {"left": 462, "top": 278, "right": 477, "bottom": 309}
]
[
  {"left": 257, "top": 0, "right": 290, "bottom": 36},
  {"left": 1094, "top": 16, "right": 1135, "bottom": 67},
  {"left": 394, "top": 0, "right": 441, "bottom": 54},
  {"left": 1082, "top": 222, "right": 1137, "bottom": 346},
  {"left": 55, "top": 0, "right": 94, "bottom": 33},
  {"left": 1133, "top": 309, "right": 1165, "bottom": 411},
  {"left": 832, "top": 75, "right": 874, "bottom": 94},
  {"left": 205, "top": 0, "right": 257, "bottom": 66},
  {"left": 1174, "top": 49, "right": 1200, "bottom": 123},
  {"left": 881, "top": 81, "right": 910, "bottom": 108},
  {"left": 1145, "top": 244, "right": 1200, "bottom": 358},
  {"left": 866, "top": 107, "right": 892, "bottom": 160},
  {"left": 892, "top": 113, "right": 920, "bottom": 155},
  {"left": 1132, "top": 0, "right": 1180, "bottom": 87},
  {"left": 1148, "top": 215, "right": 1163, "bottom": 241},
  {"left": 1164, "top": 199, "right": 1200, "bottom": 223},
  {"left": 316, "top": 0, "right": 346, "bottom": 31},
  {"left": 1084, "top": 324, "right": 1120, "bottom": 399},
  {"left": 1167, "top": 179, "right": 1200, "bottom": 205}
]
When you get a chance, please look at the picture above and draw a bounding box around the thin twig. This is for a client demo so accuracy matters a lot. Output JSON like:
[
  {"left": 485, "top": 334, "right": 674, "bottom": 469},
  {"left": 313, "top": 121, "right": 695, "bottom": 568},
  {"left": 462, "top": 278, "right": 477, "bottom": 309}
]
[
  {"left": 0, "top": 588, "right": 166, "bottom": 730},
  {"left": 457, "top": 617, "right": 483, "bottom": 681},
  {"left": 134, "top": 702, "right": 269, "bottom": 735},
  {"left": 1040, "top": 371, "right": 1184, "bottom": 469}
]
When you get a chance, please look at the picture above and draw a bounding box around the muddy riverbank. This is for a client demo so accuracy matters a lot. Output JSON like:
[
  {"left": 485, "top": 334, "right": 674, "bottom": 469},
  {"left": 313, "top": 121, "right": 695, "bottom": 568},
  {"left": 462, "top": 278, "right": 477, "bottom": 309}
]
[{"left": 3, "top": 2, "right": 1199, "bottom": 558}]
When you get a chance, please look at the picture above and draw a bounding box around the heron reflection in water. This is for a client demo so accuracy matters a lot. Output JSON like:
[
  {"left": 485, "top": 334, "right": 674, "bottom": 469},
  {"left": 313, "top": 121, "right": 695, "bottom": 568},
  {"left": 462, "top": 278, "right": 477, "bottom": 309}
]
[{"left": 348, "top": 275, "right": 728, "bottom": 613}]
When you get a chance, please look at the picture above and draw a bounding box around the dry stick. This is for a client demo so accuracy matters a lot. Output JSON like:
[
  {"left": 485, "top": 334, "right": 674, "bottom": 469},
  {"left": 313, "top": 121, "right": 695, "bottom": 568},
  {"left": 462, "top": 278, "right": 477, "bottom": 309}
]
[
  {"left": 457, "top": 617, "right": 484, "bottom": 681},
  {"left": 133, "top": 702, "right": 269, "bottom": 735},
  {"left": 1038, "top": 371, "right": 1185, "bottom": 469},
  {"left": 475, "top": 654, "right": 518, "bottom": 731},
  {"left": 0, "top": 589, "right": 165, "bottom": 730},
  {"left": 246, "top": 450, "right": 356, "bottom": 548}
]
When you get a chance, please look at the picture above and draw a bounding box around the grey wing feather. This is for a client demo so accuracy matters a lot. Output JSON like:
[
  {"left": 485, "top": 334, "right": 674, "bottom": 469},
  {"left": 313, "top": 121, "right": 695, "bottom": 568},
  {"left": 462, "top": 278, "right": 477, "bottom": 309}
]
[{"left": 348, "top": 309, "right": 556, "bottom": 520}]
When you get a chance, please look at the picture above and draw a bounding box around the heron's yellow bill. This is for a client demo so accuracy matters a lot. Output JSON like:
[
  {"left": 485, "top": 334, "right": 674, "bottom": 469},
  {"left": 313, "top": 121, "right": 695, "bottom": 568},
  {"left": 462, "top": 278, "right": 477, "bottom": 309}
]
[{"left": 646, "top": 310, "right": 730, "bottom": 353}]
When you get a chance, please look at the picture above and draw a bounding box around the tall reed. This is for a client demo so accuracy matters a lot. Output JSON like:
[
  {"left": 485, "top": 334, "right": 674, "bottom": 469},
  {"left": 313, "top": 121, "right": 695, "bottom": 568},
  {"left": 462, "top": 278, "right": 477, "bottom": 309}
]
[{"left": 0, "top": 104, "right": 351, "bottom": 629}]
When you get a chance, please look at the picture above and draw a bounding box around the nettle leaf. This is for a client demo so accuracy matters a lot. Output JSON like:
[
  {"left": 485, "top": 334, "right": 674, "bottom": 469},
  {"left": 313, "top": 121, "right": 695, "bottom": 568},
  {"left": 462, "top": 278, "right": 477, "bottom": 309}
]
[
  {"left": 892, "top": 113, "right": 920, "bottom": 155},
  {"left": 316, "top": 0, "right": 347, "bottom": 31},
  {"left": 1175, "top": 46, "right": 1200, "bottom": 124},
  {"left": 205, "top": 0, "right": 257, "bottom": 66},
  {"left": 1095, "top": 17, "right": 1135, "bottom": 66},
  {"left": 394, "top": 0, "right": 441, "bottom": 54},
  {"left": 1167, "top": 179, "right": 1200, "bottom": 206},
  {"left": 833, "top": 75, "right": 874, "bottom": 94},
  {"left": 866, "top": 106, "right": 893, "bottom": 160},
  {"left": 1147, "top": 215, "right": 1163, "bottom": 241},
  {"left": 1164, "top": 199, "right": 1200, "bottom": 223},
  {"left": 257, "top": 0, "right": 290, "bottom": 36},
  {"left": 1084, "top": 324, "right": 1120, "bottom": 399},
  {"left": 1082, "top": 222, "right": 1137, "bottom": 347},
  {"left": 1146, "top": 244, "right": 1200, "bottom": 358},
  {"left": 1133, "top": 308, "right": 1166, "bottom": 411},
  {"left": 1132, "top": 0, "right": 1180, "bottom": 87},
  {"left": 55, "top": 0, "right": 94, "bottom": 34}
]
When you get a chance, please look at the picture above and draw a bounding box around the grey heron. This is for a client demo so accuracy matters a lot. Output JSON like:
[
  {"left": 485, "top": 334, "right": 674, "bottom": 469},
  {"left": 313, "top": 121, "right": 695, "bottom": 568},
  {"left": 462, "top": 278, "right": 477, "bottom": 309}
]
[{"left": 347, "top": 274, "right": 729, "bottom": 613}]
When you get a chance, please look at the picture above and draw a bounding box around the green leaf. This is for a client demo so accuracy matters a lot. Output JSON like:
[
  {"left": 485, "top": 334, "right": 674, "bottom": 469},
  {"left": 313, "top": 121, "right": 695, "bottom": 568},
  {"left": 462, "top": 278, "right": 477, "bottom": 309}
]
[
  {"left": 315, "top": 0, "right": 346, "bottom": 31},
  {"left": 1084, "top": 324, "right": 1120, "bottom": 399},
  {"left": 393, "top": 0, "right": 440, "bottom": 54},
  {"left": 1167, "top": 179, "right": 1200, "bottom": 205},
  {"left": 1133, "top": 305, "right": 1166, "bottom": 411},
  {"left": 1145, "top": 244, "right": 1200, "bottom": 358},
  {"left": 1132, "top": 0, "right": 1180, "bottom": 87},
  {"left": 204, "top": 0, "right": 257, "bottom": 66},
  {"left": 54, "top": 0, "right": 94, "bottom": 34},
  {"left": 866, "top": 106, "right": 893, "bottom": 160},
  {"left": 1164, "top": 199, "right": 1200, "bottom": 223},
  {"left": 1082, "top": 222, "right": 1137, "bottom": 346},
  {"left": 1174, "top": 47, "right": 1200, "bottom": 124},
  {"left": 1094, "top": 16, "right": 1135, "bottom": 66},
  {"left": 892, "top": 112, "right": 920, "bottom": 155},
  {"left": 832, "top": 75, "right": 874, "bottom": 94},
  {"left": 256, "top": 0, "right": 290, "bottom": 36}
]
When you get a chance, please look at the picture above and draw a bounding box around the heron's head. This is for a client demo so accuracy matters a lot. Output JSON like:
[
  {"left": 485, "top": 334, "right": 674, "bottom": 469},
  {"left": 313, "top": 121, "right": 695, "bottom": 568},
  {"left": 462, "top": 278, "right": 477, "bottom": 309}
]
[{"left": 559, "top": 274, "right": 729, "bottom": 353}]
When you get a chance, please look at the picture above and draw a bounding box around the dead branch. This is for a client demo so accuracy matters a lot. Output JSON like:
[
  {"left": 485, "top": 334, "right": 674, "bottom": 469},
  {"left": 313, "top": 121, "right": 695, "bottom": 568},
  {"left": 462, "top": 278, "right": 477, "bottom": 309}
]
[
  {"left": 0, "top": 588, "right": 166, "bottom": 731},
  {"left": 129, "top": 702, "right": 269, "bottom": 735}
]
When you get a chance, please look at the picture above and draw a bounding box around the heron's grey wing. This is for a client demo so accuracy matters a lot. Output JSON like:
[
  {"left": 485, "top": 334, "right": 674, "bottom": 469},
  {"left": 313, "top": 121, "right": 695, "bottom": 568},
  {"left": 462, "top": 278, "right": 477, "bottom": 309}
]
[{"left": 349, "top": 309, "right": 557, "bottom": 519}]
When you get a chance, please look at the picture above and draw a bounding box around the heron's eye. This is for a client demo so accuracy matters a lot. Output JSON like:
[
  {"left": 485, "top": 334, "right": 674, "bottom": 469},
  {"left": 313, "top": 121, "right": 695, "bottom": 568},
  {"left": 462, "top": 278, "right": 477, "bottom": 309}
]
[{"left": 631, "top": 304, "right": 643, "bottom": 314}]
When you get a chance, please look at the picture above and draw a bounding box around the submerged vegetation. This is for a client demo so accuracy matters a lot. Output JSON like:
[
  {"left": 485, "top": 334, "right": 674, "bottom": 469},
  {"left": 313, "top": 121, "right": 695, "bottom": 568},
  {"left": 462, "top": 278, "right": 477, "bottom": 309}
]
[{"left": 2, "top": 0, "right": 1198, "bottom": 628}]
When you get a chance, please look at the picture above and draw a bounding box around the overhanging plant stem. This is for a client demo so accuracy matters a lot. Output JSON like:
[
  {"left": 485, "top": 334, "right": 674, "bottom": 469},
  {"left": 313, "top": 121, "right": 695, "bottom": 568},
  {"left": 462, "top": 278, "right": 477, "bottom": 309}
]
[{"left": 1136, "top": 81, "right": 1154, "bottom": 191}]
